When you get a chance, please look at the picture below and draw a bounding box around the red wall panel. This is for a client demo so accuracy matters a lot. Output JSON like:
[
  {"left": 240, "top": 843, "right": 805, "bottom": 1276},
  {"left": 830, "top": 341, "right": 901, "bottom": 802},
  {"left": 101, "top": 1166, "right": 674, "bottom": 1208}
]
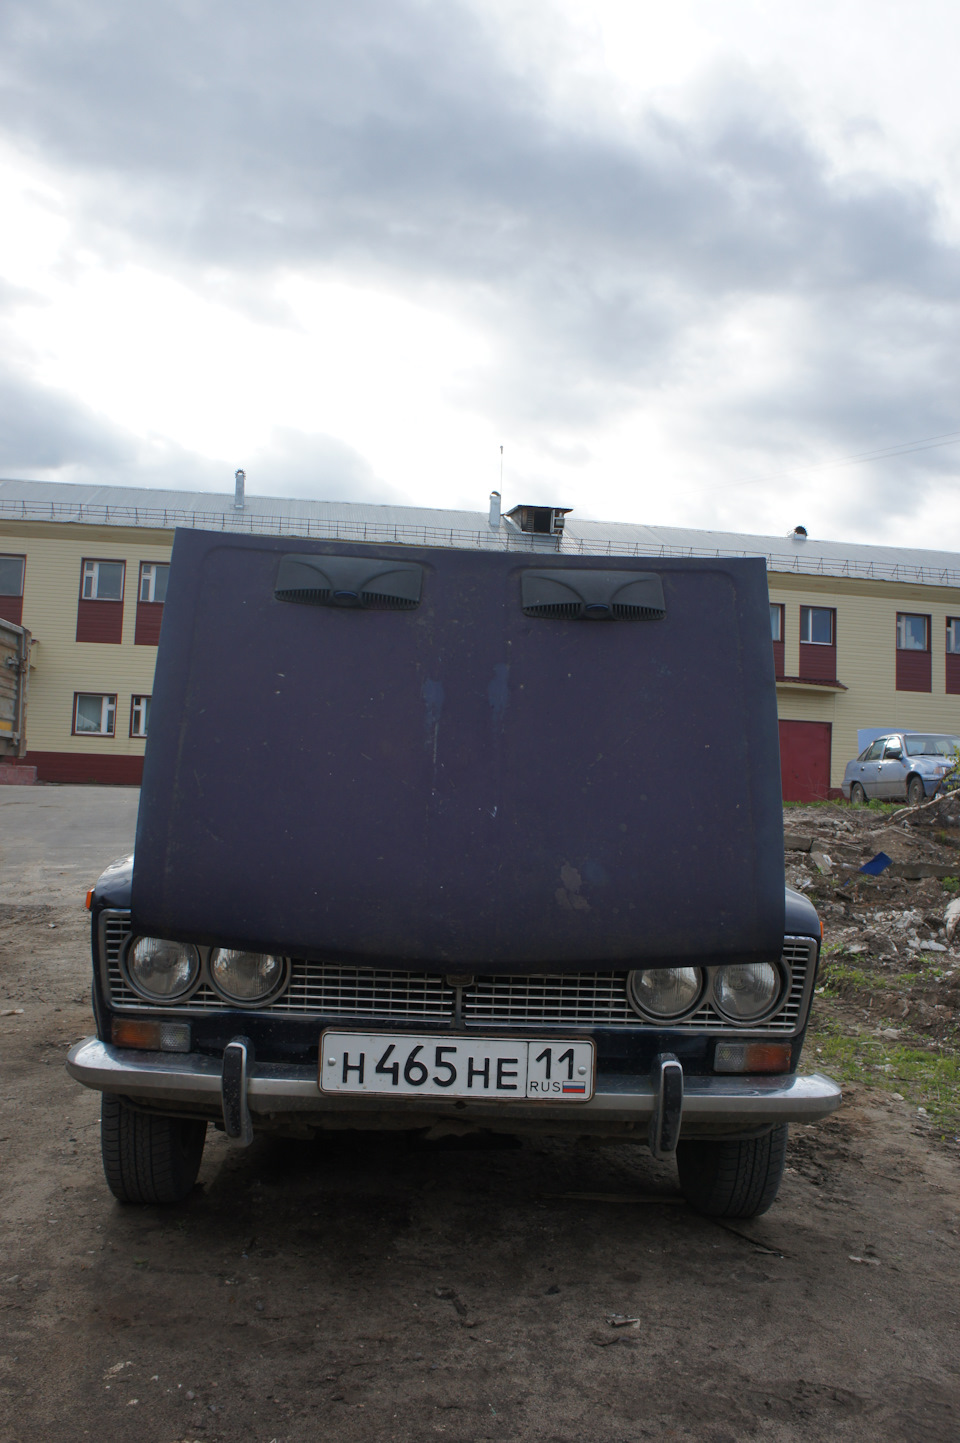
[
  {"left": 772, "top": 639, "right": 785, "bottom": 678},
  {"left": 134, "top": 600, "right": 164, "bottom": 645},
  {"left": 76, "top": 598, "right": 124, "bottom": 644},
  {"left": 0, "top": 596, "right": 23, "bottom": 626},
  {"left": 24, "top": 751, "right": 143, "bottom": 784},
  {"left": 946, "top": 654, "right": 960, "bottom": 695},
  {"left": 779, "top": 719, "right": 832, "bottom": 802},
  {"left": 896, "top": 650, "right": 931, "bottom": 692},
  {"left": 798, "top": 642, "right": 836, "bottom": 682}
]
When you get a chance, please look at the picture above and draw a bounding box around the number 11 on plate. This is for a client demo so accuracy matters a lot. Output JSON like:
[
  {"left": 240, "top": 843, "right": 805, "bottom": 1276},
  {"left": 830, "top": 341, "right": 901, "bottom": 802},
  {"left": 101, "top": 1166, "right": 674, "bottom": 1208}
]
[{"left": 319, "top": 1032, "right": 595, "bottom": 1101}]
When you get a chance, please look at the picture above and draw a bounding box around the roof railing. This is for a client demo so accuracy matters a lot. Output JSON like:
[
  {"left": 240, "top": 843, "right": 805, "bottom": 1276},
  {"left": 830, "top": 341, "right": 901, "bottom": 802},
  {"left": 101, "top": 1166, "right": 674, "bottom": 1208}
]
[{"left": 1, "top": 496, "right": 959, "bottom": 587}]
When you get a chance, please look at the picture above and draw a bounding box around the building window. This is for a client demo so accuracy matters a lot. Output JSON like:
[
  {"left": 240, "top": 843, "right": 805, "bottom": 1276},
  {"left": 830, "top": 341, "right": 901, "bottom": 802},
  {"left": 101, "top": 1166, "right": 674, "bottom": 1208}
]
[
  {"left": 946, "top": 619, "right": 960, "bottom": 695},
  {"left": 896, "top": 612, "right": 931, "bottom": 693},
  {"left": 770, "top": 604, "right": 783, "bottom": 641},
  {"left": 798, "top": 604, "right": 837, "bottom": 683},
  {"left": 77, "top": 559, "right": 125, "bottom": 644},
  {"left": 0, "top": 554, "right": 25, "bottom": 626},
  {"left": 770, "top": 603, "right": 785, "bottom": 678},
  {"left": 139, "top": 563, "right": 169, "bottom": 603},
  {"left": 81, "top": 560, "right": 125, "bottom": 601},
  {"left": 130, "top": 695, "right": 151, "bottom": 737},
  {"left": 897, "top": 613, "right": 929, "bottom": 651},
  {"left": 0, "top": 555, "right": 24, "bottom": 596},
  {"left": 799, "top": 606, "right": 834, "bottom": 645},
  {"left": 73, "top": 693, "right": 116, "bottom": 736},
  {"left": 135, "top": 562, "right": 169, "bottom": 645}
]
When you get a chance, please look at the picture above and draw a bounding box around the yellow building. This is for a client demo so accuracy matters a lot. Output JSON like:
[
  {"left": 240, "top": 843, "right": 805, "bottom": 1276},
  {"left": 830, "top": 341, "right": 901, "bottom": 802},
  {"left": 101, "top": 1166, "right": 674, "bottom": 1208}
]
[{"left": 2, "top": 479, "right": 959, "bottom": 795}]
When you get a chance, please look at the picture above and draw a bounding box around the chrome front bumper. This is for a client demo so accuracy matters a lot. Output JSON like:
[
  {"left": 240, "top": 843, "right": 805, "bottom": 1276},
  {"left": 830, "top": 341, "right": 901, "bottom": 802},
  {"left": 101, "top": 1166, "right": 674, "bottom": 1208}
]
[{"left": 67, "top": 1037, "right": 841, "bottom": 1145}]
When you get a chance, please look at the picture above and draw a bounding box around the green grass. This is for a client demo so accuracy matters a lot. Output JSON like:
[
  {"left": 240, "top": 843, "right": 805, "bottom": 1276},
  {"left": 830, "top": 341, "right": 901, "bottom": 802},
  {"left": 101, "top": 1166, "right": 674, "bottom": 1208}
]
[
  {"left": 816, "top": 962, "right": 880, "bottom": 994},
  {"left": 805, "top": 1015, "right": 960, "bottom": 1134},
  {"left": 818, "top": 954, "right": 955, "bottom": 988}
]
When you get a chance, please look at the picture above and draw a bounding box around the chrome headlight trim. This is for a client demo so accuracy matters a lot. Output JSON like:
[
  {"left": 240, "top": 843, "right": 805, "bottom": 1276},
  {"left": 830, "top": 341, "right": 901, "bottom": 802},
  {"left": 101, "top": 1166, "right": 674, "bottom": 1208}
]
[
  {"left": 121, "top": 935, "right": 202, "bottom": 1004},
  {"left": 99, "top": 911, "right": 817, "bottom": 1036},
  {"left": 711, "top": 961, "right": 785, "bottom": 1025},
  {"left": 626, "top": 966, "right": 705, "bottom": 1022},
  {"left": 208, "top": 949, "right": 291, "bottom": 1008}
]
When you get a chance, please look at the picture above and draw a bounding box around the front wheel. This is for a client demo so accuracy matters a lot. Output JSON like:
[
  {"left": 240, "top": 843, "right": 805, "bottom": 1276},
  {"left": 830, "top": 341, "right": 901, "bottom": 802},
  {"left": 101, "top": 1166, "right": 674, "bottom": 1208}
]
[
  {"left": 906, "top": 775, "right": 926, "bottom": 807},
  {"left": 676, "top": 1124, "right": 788, "bottom": 1218},
  {"left": 101, "top": 1094, "right": 207, "bottom": 1204},
  {"left": 850, "top": 782, "right": 867, "bottom": 806}
]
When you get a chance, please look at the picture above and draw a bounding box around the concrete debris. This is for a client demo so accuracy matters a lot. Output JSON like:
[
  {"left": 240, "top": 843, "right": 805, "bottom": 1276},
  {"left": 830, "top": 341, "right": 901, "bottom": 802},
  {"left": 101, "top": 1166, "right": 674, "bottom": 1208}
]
[
  {"left": 890, "top": 863, "right": 960, "bottom": 880},
  {"left": 944, "top": 898, "right": 960, "bottom": 942},
  {"left": 787, "top": 801, "right": 960, "bottom": 1047},
  {"left": 860, "top": 929, "right": 899, "bottom": 958},
  {"left": 811, "top": 852, "right": 834, "bottom": 875}
]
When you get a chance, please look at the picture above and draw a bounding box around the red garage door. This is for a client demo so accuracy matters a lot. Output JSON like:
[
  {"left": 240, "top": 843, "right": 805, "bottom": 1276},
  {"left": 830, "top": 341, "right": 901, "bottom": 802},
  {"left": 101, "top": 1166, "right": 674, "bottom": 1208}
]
[{"left": 779, "top": 720, "right": 832, "bottom": 802}]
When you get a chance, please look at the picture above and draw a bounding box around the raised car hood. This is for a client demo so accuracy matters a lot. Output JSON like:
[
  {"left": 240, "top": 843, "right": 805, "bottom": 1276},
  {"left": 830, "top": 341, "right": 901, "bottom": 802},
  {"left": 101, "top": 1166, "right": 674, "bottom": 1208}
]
[{"left": 132, "top": 532, "right": 785, "bottom": 971}]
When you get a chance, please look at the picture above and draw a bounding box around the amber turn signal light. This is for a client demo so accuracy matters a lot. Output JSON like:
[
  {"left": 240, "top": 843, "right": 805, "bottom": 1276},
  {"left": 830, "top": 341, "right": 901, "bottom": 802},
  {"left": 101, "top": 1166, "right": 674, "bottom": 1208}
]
[
  {"left": 713, "top": 1041, "right": 792, "bottom": 1074},
  {"left": 85, "top": 889, "right": 94, "bottom": 911},
  {"left": 111, "top": 1018, "right": 191, "bottom": 1052}
]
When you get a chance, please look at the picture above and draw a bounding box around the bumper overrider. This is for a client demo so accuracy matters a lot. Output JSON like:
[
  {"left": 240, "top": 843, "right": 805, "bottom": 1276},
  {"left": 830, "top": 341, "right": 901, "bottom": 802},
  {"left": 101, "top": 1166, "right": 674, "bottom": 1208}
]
[{"left": 67, "top": 1036, "right": 841, "bottom": 1156}]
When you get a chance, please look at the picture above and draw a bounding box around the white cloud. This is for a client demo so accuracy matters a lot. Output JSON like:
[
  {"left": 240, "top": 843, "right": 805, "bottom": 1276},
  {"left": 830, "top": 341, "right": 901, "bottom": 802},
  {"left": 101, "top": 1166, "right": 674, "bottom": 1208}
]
[{"left": 1, "top": 0, "right": 960, "bottom": 546}]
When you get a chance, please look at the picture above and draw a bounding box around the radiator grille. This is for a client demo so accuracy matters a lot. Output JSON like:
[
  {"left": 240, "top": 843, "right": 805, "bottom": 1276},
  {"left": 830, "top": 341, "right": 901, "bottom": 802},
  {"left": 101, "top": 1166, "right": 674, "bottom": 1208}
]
[
  {"left": 100, "top": 914, "right": 814, "bottom": 1034},
  {"left": 463, "top": 938, "right": 813, "bottom": 1033}
]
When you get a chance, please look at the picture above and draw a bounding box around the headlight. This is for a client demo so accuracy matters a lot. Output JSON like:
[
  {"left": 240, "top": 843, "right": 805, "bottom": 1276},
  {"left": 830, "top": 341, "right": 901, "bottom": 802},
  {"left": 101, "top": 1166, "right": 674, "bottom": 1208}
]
[
  {"left": 125, "top": 937, "right": 200, "bottom": 1001},
  {"left": 210, "top": 949, "right": 287, "bottom": 1005},
  {"left": 627, "top": 966, "right": 703, "bottom": 1020},
  {"left": 714, "top": 963, "right": 782, "bottom": 1022}
]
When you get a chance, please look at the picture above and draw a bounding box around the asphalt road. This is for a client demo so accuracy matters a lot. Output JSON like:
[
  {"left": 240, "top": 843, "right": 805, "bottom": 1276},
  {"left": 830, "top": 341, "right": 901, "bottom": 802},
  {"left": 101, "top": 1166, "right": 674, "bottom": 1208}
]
[
  {"left": 0, "top": 787, "right": 958, "bottom": 1442},
  {"left": 0, "top": 784, "right": 140, "bottom": 904}
]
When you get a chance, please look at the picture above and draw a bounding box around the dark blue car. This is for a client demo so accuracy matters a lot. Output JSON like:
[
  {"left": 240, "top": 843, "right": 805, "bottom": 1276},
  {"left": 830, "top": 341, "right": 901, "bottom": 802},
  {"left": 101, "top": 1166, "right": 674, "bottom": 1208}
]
[{"left": 68, "top": 534, "right": 840, "bottom": 1219}]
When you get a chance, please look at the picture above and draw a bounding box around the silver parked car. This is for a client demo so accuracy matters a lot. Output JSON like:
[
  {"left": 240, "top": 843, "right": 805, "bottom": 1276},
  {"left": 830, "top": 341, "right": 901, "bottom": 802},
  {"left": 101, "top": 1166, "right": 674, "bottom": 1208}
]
[{"left": 842, "top": 732, "right": 960, "bottom": 806}]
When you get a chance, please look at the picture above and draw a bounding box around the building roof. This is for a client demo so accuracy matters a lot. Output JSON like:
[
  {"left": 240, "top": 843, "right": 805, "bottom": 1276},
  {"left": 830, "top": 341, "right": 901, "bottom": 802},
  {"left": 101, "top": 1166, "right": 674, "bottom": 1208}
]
[{"left": 2, "top": 476, "right": 959, "bottom": 588}]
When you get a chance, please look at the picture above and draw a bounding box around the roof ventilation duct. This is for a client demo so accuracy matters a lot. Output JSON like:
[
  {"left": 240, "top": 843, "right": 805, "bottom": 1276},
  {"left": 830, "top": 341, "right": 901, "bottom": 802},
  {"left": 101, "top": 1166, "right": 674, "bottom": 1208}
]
[
  {"left": 505, "top": 504, "right": 571, "bottom": 536},
  {"left": 234, "top": 469, "right": 246, "bottom": 511}
]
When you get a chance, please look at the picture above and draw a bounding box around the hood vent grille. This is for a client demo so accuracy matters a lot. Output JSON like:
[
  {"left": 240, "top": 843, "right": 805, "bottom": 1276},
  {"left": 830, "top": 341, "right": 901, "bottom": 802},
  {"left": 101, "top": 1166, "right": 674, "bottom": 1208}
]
[
  {"left": 275, "top": 555, "right": 423, "bottom": 611},
  {"left": 521, "top": 569, "right": 665, "bottom": 621}
]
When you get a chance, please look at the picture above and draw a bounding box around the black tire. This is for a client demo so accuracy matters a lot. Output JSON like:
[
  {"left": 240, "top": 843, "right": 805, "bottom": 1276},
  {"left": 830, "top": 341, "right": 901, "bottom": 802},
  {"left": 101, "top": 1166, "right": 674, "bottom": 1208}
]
[
  {"left": 100, "top": 1094, "right": 207, "bottom": 1204},
  {"left": 907, "top": 775, "right": 926, "bottom": 807},
  {"left": 676, "top": 1124, "right": 788, "bottom": 1219},
  {"left": 850, "top": 782, "right": 867, "bottom": 806}
]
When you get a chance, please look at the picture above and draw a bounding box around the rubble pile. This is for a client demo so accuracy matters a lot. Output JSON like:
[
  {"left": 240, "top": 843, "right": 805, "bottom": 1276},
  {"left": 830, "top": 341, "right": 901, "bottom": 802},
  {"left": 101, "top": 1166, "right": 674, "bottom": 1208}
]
[{"left": 786, "top": 796, "right": 960, "bottom": 1052}]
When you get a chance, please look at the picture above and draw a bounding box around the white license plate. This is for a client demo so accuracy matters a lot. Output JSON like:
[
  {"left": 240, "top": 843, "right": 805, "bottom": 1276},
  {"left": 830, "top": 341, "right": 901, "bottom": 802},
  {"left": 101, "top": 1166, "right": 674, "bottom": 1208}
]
[{"left": 319, "top": 1031, "right": 595, "bottom": 1101}]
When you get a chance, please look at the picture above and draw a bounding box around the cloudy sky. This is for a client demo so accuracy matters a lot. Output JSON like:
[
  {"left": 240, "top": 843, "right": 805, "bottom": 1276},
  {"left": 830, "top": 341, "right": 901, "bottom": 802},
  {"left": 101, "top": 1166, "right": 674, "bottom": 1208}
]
[{"left": 2, "top": 0, "right": 960, "bottom": 545}]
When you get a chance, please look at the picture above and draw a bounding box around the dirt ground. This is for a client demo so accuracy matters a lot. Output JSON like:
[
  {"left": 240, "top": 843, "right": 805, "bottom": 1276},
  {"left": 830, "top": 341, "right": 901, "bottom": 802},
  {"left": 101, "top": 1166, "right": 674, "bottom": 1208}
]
[{"left": 1, "top": 789, "right": 959, "bottom": 1443}]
